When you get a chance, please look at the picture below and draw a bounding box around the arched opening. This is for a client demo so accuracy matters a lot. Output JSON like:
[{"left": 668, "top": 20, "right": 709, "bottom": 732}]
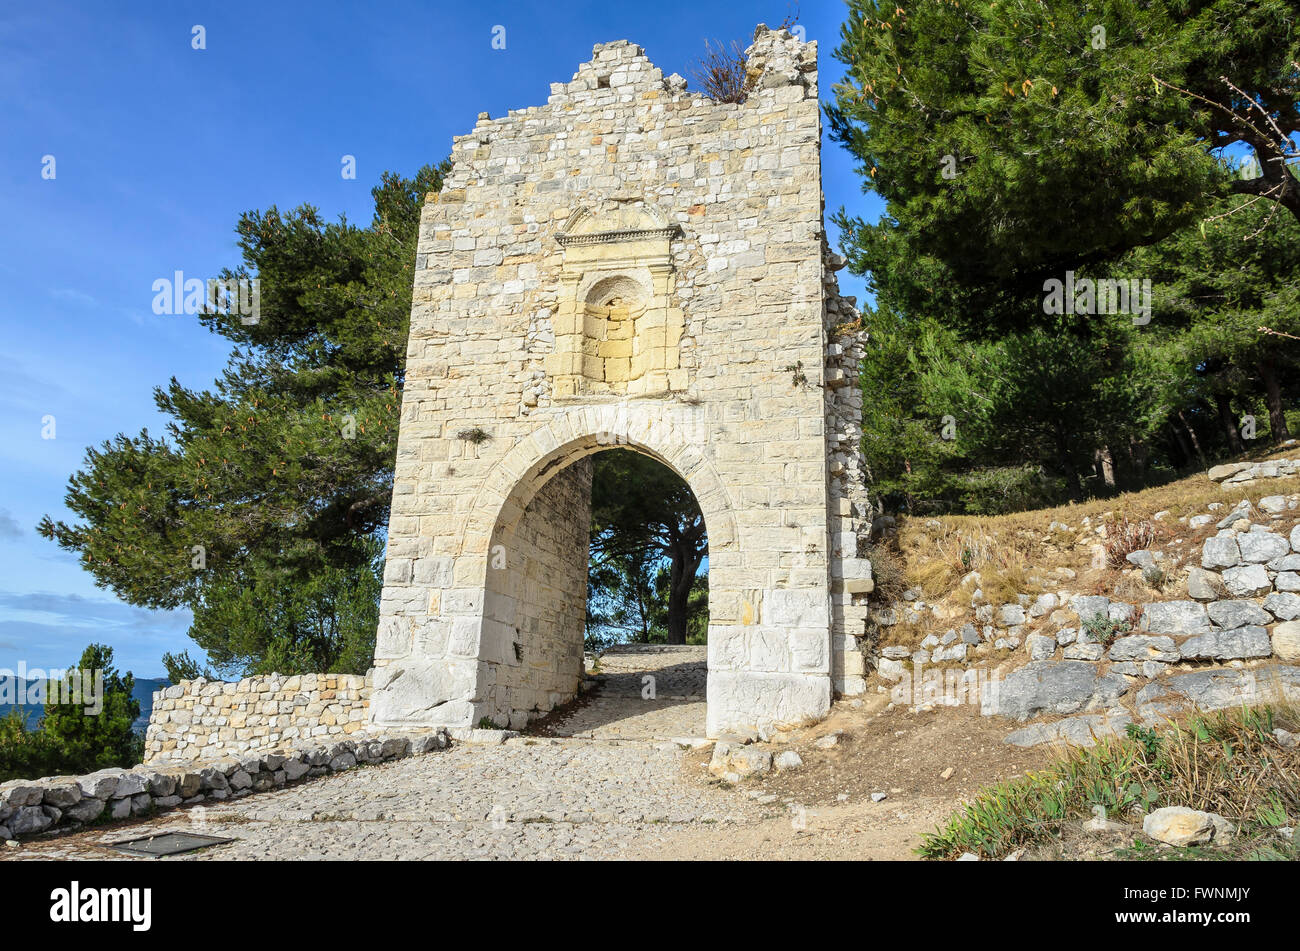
[{"left": 479, "top": 440, "right": 710, "bottom": 736}]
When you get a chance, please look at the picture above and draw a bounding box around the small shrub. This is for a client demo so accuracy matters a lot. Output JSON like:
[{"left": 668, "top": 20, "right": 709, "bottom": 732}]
[
  {"left": 864, "top": 542, "right": 907, "bottom": 605},
  {"left": 1103, "top": 516, "right": 1158, "bottom": 569},
  {"left": 688, "top": 39, "right": 749, "bottom": 104},
  {"left": 1083, "top": 614, "right": 1130, "bottom": 647}
]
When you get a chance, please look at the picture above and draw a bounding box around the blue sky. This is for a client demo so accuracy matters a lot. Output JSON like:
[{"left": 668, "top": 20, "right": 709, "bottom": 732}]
[{"left": 0, "top": 0, "right": 882, "bottom": 678}]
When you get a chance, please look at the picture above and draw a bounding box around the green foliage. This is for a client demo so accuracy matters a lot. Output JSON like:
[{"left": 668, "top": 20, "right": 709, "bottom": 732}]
[
  {"left": 919, "top": 704, "right": 1300, "bottom": 859},
  {"left": 587, "top": 450, "right": 708, "bottom": 645},
  {"left": 160, "top": 650, "right": 206, "bottom": 684},
  {"left": 1083, "top": 614, "right": 1132, "bottom": 647},
  {"left": 831, "top": 0, "right": 1300, "bottom": 336},
  {"left": 0, "top": 644, "right": 143, "bottom": 782},
  {"left": 187, "top": 537, "right": 382, "bottom": 678},
  {"left": 40, "top": 644, "right": 144, "bottom": 774},
  {"left": 840, "top": 3, "right": 1300, "bottom": 514},
  {"left": 38, "top": 164, "right": 448, "bottom": 674},
  {"left": 0, "top": 709, "right": 56, "bottom": 783}
]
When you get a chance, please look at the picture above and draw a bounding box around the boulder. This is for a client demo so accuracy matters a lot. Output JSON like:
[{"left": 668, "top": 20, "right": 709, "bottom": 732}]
[
  {"left": 1071, "top": 595, "right": 1110, "bottom": 624},
  {"left": 1142, "top": 601, "right": 1209, "bottom": 635},
  {"left": 1028, "top": 593, "right": 1058, "bottom": 618},
  {"left": 112, "top": 773, "right": 149, "bottom": 798},
  {"left": 1264, "top": 592, "right": 1300, "bottom": 620},
  {"left": 709, "top": 742, "right": 772, "bottom": 780},
  {"left": 983, "top": 661, "right": 1130, "bottom": 721},
  {"left": 997, "top": 604, "right": 1027, "bottom": 626},
  {"left": 1207, "top": 463, "right": 1250, "bottom": 482},
  {"left": 932, "top": 643, "right": 967, "bottom": 663},
  {"left": 1237, "top": 532, "right": 1290, "bottom": 564},
  {"left": 0, "top": 783, "right": 46, "bottom": 811},
  {"left": 8, "top": 805, "right": 53, "bottom": 836},
  {"left": 198, "top": 767, "right": 230, "bottom": 793},
  {"left": 1137, "top": 665, "right": 1300, "bottom": 719},
  {"left": 1178, "top": 627, "right": 1272, "bottom": 661},
  {"left": 1142, "top": 807, "right": 1233, "bottom": 847},
  {"left": 64, "top": 797, "right": 106, "bottom": 824},
  {"left": 1201, "top": 535, "right": 1241, "bottom": 570},
  {"left": 1275, "top": 572, "right": 1300, "bottom": 592},
  {"left": 876, "top": 658, "right": 905, "bottom": 681},
  {"left": 76, "top": 770, "right": 123, "bottom": 801},
  {"left": 145, "top": 772, "right": 177, "bottom": 798},
  {"left": 1206, "top": 599, "right": 1272, "bottom": 630},
  {"left": 1271, "top": 621, "right": 1300, "bottom": 661},
  {"left": 1063, "top": 643, "right": 1105, "bottom": 661},
  {"left": 773, "top": 750, "right": 803, "bottom": 771},
  {"left": 39, "top": 781, "right": 82, "bottom": 809},
  {"left": 1221, "top": 564, "right": 1271, "bottom": 597},
  {"left": 1004, "top": 712, "right": 1132, "bottom": 748},
  {"left": 1026, "top": 634, "right": 1057, "bottom": 660},
  {"left": 282, "top": 758, "right": 311, "bottom": 782},
  {"left": 1109, "top": 635, "right": 1179, "bottom": 663},
  {"left": 329, "top": 753, "right": 357, "bottom": 771}
]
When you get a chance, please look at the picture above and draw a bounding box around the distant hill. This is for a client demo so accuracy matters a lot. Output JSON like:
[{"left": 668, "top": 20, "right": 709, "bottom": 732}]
[{"left": 0, "top": 676, "right": 167, "bottom": 734}]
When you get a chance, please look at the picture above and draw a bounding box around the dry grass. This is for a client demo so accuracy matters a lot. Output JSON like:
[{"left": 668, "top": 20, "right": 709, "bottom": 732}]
[
  {"left": 940, "top": 442, "right": 1300, "bottom": 537},
  {"left": 897, "top": 520, "right": 1044, "bottom": 609},
  {"left": 1102, "top": 516, "right": 1160, "bottom": 568},
  {"left": 886, "top": 443, "right": 1300, "bottom": 614}
]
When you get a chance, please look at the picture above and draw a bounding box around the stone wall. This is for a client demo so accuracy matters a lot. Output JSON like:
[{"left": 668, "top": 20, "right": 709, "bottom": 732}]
[
  {"left": 373, "top": 24, "right": 874, "bottom": 738},
  {"left": 480, "top": 460, "right": 593, "bottom": 725},
  {"left": 0, "top": 731, "right": 446, "bottom": 841},
  {"left": 872, "top": 490, "right": 1300, "bottom": 747},
  {"left": 144, "top": 673, "right": 371, "bottom": 764}
]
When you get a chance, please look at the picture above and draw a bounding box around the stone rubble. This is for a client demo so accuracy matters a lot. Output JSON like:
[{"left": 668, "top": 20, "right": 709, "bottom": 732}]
[{"left": 0, "top": 730, "right": 448, "bottom": 842}]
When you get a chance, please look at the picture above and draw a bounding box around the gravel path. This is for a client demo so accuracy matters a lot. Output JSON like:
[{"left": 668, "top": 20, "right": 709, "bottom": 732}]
[
  {"left": 3, "top": 646, "right": 766, "bottom": 861},
  {"left": 545, "top": 644, "right": 707, "bottom": 740},
  {"left": 5, "top": 736, "right": 761, "bottom": 861}
]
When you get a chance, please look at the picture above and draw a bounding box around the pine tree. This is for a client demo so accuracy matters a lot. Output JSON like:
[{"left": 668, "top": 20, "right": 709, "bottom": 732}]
[{"left": 39, "top": 165, "right": 448, "bottom": 674}]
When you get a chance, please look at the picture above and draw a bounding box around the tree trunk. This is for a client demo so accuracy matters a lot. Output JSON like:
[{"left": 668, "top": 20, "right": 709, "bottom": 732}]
[
  {"left": 1216, "top": 395, "right": 1245, "bottom": 455},
  {"left": 1094, "top": 446, "right": 1116, "bottom": 490},
  {"left": 1127, "top": 436, "right": 1149, "bottom": 486},
  {"left": 1167, "top": 422, "right": 1193, "bottom": 470},
  {"left": 1178, "top": 410, "right": 1206, "bottom": 467},
  {"left": 1258, "top": 356, "right": 1291, "bottom": 444},
  {"left": 665, "top": 549, "right": 702, "bottom": 645}
]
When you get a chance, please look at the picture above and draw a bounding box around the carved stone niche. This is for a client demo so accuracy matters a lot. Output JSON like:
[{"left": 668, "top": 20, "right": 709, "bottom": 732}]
[{"left": 545, "top": 203, "right": 686, "bottom": 397}]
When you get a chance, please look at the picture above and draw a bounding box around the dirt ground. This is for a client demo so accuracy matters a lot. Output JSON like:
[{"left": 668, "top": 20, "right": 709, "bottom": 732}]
[{"left": 647, "top": 692, "right": 1056, "bottom": 860}]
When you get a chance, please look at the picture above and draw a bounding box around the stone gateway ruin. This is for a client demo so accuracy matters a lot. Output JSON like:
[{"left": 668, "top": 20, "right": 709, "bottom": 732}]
[{"left": 370, "top": 27, "right": 874, "bottom": 738}]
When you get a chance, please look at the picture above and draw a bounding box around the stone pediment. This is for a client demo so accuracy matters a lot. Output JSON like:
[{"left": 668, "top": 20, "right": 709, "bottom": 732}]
[{"left": 557, "top": 203, "right": 678, "bottom": 247}]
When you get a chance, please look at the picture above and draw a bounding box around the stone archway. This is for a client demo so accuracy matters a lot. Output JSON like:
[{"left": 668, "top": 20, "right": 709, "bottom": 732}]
[
  {"left": 473, "top": 410, "right": 722, "bottom": 733},
  {"left": 369, "top": 27, "right": 873, "bottom": 739}
]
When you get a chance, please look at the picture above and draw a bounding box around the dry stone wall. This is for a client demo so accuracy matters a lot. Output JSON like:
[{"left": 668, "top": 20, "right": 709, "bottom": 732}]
[
  {"left": 872, "top": 488, "right": 1300, "bottom": 747},
  {"left": 0, "top": 731, "right": 447, "bottom": 841},
  {"left": 145, "top": 673, "right": 371, "bottom": 763}
]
